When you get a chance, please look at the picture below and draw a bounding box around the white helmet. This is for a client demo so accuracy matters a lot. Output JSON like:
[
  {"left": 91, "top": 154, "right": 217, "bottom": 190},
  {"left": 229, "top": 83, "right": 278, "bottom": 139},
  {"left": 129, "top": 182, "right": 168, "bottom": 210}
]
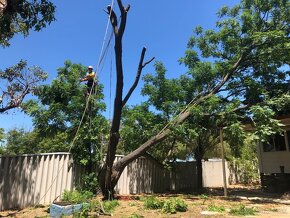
[{"left": 88, "top": 66, "right": 93, "bottom": 69}]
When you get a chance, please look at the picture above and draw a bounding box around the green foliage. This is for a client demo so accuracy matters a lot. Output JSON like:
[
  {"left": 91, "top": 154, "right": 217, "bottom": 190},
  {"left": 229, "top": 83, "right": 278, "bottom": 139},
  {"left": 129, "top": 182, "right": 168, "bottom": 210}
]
[
  {"left": 120, "top": 103, "right": 163, "bottom": 154},
  {"left": 162, "top": 198, "right": 188, "bottom": 214},
  {"left": 79, "top": 172, "right": 99, "bottom": 194},
  {"left": 129, "top": 213, "right": 144, "bottom": 218},
  {"left": 0, "top": 0, "right": 56, "bottom": 47},
  {"left": 0, "top": 60, "right": 47, "bottom": 113},
  {"left": 199, "top": 194, "right": 209, "bottom": 205},
  {"left": 229, "top": 204, "right": 257, "bottom": 216},
  {"left": 250, "top": 105, "right": 285, "bottom": 142},
  {"left": 22, "top": 61, "right": 108, "bottom": 171},
  {"left": 1, "top": 128, "right": 39, "bottom": 155},
  {"left": 143, "top": 196, "right": 187, "bottom": 214},
  {"left": 208, "top": 203, "right": 225, "bottom": 213},
  {"left": 229, "top": 135, "right": 259, "bottom": 184},
  {"left": 81, "top": 199, "right": 119, "bottom": 215},
  {"left": 61, "top": 190, "right": 94, "bottom": 204},
  {"left": 0, "top": 128, "right": 4, "bottom": 143},
  {"left": 0, "top": 128, "right": 5, "bottom": 154},
  {"left": 142, "top": 61, "right": 184, "bottom": 118},
  {"left": 143, "top": 196, "right": 163, "bottom": 210},
  {"left": 103, "top": 200, "right": 119, "bottom": 213}
]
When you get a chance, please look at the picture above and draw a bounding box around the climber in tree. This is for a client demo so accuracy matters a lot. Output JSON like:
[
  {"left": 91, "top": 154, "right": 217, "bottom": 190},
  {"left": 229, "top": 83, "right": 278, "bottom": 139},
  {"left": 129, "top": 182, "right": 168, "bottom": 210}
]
[{"left": 80, "top": 66, "right": 96, "bottom": 95}]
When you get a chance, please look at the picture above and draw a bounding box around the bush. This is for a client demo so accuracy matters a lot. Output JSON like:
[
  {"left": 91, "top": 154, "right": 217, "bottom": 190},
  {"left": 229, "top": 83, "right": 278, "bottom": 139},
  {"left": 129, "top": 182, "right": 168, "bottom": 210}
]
[
  {"left": 208, "top": 203, "right": 225, "bottom": 212},
  {"left": 162, "top": 198, "right": 188, "bottom": 214},
  {"left": 77, "top": 172, "right": 99, "bottom": 194},
  {"left": 142, "top": 196, "right": 188, "bottom": 214},
  {"left": 143, "top": 196, "right": 164, "bottom": 210},
  {"left": 229, "top": 204, "right": 257, "bottom": 216},
  {"left": 103, "top": 200, "right": 120, "bottom": 213},
  {"left": 61, "top": 190, "right": 94, "bottom": 204}
]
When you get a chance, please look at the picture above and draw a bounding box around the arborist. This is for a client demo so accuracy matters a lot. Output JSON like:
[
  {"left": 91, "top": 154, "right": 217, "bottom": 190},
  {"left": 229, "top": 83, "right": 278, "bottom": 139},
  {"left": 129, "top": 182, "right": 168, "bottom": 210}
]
[{"left": 80, "top": 66, "right": 96, "bottom": 95}]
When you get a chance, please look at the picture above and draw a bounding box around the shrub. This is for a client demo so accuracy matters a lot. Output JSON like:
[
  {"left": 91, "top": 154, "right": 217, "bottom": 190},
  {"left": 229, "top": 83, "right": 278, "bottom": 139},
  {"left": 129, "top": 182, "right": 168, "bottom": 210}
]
[
  {"left": 143, "top": 196, "right": 164, "bottom": 210},
  {"left": 229, "top": 204, "right": 257, "bottom": 216},
  {"left": 162, "top": 198, "right": 188, "bottom": 214},
  {"left": 61, "top": 190, "right": 94, "bottom": 204},
  {"left": 103, "top": 200, "right": 120, "bottom": 213},
  {"left": 208, "top": 203, "right": 225, "bottom": 212},
  {"left": 142, "top": 196, "right": 188, "bottom": 214}
]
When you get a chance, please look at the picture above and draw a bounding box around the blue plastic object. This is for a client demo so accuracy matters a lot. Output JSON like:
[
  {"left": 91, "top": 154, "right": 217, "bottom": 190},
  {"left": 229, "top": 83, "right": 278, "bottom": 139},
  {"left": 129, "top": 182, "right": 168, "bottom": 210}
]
[{"left": 50, "top": 202, "right": 88, "bottom": 217}]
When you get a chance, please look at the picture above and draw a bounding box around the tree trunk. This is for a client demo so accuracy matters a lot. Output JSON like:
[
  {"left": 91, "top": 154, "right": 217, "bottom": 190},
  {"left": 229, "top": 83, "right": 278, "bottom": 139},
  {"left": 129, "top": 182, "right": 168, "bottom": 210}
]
[{"left": 195, "top": 146, "right": 204, "bottom": 190}]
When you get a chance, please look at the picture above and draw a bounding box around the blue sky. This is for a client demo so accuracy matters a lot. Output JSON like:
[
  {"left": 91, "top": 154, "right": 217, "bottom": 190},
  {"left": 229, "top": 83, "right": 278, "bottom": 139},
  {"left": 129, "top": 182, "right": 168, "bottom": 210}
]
[{"left": 0, "top": 0, "right": 239, "bottom": 131}]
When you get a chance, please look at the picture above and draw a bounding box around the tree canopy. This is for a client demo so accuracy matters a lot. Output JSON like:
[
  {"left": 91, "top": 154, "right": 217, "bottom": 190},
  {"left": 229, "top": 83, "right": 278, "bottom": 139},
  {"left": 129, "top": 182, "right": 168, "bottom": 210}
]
[
  {"left": 23, "top": 61, "right": 109, "bottom": 165},
  {"left": 0, "top": 60, "right": 47, "bottom": 113},
  {"left": 0, "top": 0, "right": 55, "bottom": 47}
]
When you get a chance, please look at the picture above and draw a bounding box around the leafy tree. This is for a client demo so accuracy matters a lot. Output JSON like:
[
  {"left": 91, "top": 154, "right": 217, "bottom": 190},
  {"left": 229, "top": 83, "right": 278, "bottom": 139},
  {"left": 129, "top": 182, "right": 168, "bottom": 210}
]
[
  {"left": 228, "top": 135, "right": 260, "bottom": 184},
  {"left": 0, "top": 60, "right": 47, "bottom": 113},
  {"left": 0, "top": 127, "right": 5, "bottom": 154},
  {"left": 120, "top": 103, "right": 162, "bottom": 154},
  {"left": 99, "top": 0, "right": 289, "bottom": 199},
  {"left": 23, "top": 61, "right": 109, "bottom": 175},
  {"left": 1, "top": 127, "right": 39, "bottom": 155},
  {"left": 0, "top": 0, "right": 55, "bottom": 47}
]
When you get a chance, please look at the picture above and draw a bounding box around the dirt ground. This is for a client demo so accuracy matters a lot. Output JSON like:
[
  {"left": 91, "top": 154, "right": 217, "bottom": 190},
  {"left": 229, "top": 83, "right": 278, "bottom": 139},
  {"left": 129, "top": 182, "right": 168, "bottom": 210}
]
[{"left": 1, "top": 185, "right": 290, "bottom": 218}]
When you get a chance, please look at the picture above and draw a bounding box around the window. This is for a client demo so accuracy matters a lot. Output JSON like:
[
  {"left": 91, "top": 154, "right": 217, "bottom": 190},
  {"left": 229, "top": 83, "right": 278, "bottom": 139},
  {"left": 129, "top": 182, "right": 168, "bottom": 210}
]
[
  {"left": 274, "top": 134, "right": 286, "bottom": 151},
  {"left": 263, "top": 132, "right": 286, "bottom": 152},
  {"left": 263, "top": 140, "right": 274, "bottom": 152}
]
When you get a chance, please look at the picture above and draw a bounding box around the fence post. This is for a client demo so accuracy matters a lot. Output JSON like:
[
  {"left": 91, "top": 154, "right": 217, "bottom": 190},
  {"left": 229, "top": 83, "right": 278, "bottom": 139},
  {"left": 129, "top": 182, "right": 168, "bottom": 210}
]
[{"left": 220, "top": 128, "right": 228, "bottom": 197}]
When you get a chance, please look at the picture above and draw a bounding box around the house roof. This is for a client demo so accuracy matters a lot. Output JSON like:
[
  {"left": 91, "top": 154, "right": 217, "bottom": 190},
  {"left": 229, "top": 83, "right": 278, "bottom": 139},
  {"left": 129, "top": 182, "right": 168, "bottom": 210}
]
[{"left": 243, "top": 114, "right": 290, "bottom": 131}]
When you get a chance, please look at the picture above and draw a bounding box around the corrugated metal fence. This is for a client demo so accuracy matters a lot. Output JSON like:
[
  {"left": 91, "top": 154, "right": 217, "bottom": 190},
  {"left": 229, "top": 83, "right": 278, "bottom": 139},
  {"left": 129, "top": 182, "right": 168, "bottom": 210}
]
[
  {"left": 0, "top": 153, "right": 74, "bottom": 211},
  {"left": 0, "top": 153, "right": 233, "bottom": 211}
]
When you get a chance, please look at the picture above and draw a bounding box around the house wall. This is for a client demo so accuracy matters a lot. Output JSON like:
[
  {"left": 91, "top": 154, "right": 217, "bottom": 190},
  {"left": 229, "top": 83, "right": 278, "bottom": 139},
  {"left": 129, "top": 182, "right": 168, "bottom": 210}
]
[
  {"left": 258, "top": 147, "right": 290, "bottom": 174},
  {"left": 258, "top": 124, "right": 290, "bottom": 174}
]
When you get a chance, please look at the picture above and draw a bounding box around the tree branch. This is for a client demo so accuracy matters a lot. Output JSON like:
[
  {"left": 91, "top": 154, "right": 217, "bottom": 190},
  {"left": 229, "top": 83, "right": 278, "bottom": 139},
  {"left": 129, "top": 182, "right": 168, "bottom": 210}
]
[
  {"left": 119, "top": 5, "right": 130, "bottom": 38},
  {"left": 106, "top": 5, "right": 118, "bottom": 35},
  {"left": 122, "top": 47, "right": 155, "bottom": 106}
]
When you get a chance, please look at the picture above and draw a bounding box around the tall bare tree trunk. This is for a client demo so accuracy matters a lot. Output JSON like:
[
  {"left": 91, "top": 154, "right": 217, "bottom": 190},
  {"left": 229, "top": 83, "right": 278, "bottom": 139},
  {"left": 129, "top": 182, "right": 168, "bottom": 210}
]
[{"left": 99, "top": 1, "right": 154, "bottom": 199}]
